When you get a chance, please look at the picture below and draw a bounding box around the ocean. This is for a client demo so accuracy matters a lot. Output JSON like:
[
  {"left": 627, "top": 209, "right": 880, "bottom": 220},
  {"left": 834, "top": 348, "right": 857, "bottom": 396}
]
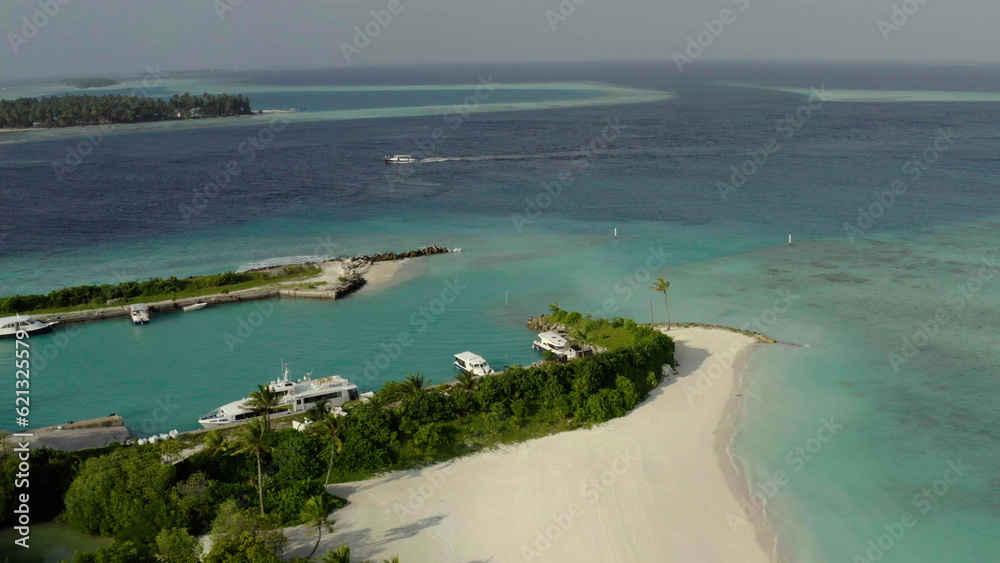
[{"left": 0, "top": 61, "right": 997, "bottom": 561}]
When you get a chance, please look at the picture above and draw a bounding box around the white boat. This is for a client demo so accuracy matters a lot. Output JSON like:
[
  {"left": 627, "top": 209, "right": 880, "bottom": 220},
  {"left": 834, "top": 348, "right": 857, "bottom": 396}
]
[
  {"left": 129, "top": 303, "right": 150, "bottom": 325},
  {"left": 182, "top": 302, "right": 208, "bottom": 312},
  {"left": 454, "top": 351, "right": 495, "bottom": 376},
  {"left": 0, "top": 315, "right": 57, "bottom": 338},
  {"left": 532, "top": 331, "right": 595, "bottom": 360},
  {"left": 384, "top": 154, "right": 419, "bottom": 164},
  {"left": 198, "top": 363, "right": 359, "bottom": 428}
]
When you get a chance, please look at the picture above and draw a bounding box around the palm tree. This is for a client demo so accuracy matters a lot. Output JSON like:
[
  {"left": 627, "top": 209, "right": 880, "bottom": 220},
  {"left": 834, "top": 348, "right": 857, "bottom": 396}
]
[
  {"left": 247, "top": 384, "right": 279, "bottom": 431},
  {"left": 320, "top": 545, "right": 352, "bottom": 563},
  {"left": 312, "top": 412, "right": 345, "bottom": 486},
  {"left": 401, "top": 373, "right": 428, "bottom": 396},
  {"left": 651, "top": 277, "right": 671, "bottom": 330},
  {"left": 569, "top": 327, "right": 590, "bottom": 347},
  {"left": 299, "top": 494, "right": 336, "bottom": 559},
  {"left": 230, "top": 418, "right": 272, "bottom": 514},
  {"left": 202, "top": 429, "right": 227, "bottom": 456},
  {"left": 547, "top": 302, "right": 560, "bottom": 315},
  {"left": 454, "top": 370, "right": 478, "bottom": 392}
]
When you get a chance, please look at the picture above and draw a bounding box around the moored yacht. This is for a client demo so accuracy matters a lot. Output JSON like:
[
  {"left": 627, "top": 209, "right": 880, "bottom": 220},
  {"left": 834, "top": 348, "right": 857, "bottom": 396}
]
[
  {"left": 0, "top": 315, "right": 57, "bottom": 338},
  {"left": 454, "top": 351, "right": 495, "bottom": 376},
  {"left": 384, "top": 154, "right": 419, "bottom": 164},
  {"left": 129, "top": 303, "right": 150, "bottom": 325},
  {"left": 198, "top": 363, "right": 359, "bottom": 428}
]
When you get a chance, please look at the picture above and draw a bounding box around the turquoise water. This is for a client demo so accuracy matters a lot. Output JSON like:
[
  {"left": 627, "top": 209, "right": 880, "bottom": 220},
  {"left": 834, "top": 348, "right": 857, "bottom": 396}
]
[{"left": 2, "top": 63, "right": 999, "bottom": 561}]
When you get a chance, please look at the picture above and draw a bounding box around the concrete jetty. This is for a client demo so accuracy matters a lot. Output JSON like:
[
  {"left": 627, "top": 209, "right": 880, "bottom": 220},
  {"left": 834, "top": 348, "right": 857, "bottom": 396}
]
[{"left": 8, "top": 415, "right": 133, "bottom": 451}]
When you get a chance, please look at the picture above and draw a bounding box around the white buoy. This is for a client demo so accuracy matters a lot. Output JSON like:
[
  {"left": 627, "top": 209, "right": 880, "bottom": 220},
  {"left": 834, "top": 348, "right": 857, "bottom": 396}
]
[
  {"left": 788, "top": 234, "right": 792, "bottom": 246},
  {"left": 614, "top": 227, "right": 618, "bottom": 239}
]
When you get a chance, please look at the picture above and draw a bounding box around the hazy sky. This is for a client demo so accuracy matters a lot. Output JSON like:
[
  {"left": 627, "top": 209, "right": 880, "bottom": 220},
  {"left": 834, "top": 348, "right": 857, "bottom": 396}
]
[{"left": 1, "top": 0, "right": 997, "bottom": 81}]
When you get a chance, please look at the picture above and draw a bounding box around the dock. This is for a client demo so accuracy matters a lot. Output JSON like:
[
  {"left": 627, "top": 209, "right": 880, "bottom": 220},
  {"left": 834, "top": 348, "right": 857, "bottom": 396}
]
[{"left": 7, "top": 415, "right": 133, "bottom": 452}]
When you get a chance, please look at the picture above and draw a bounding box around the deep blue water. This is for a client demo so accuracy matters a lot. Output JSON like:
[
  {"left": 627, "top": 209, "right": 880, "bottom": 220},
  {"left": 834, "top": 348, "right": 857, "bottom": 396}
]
[{"left": 1, "top": 61, "right": 999, "bottom": 562}]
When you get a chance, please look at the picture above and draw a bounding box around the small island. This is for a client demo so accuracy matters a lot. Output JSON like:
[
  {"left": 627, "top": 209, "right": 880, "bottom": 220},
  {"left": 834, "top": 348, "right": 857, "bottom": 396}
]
[
  {"left": 58, "top": 78, "right": 123, "bottom": 89},
  {"left": 0, "top": 92, "right": 253, "bottom": 130}
]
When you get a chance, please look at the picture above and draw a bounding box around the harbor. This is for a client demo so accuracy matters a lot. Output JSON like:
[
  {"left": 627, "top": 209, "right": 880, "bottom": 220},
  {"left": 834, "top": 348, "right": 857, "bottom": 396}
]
[{"left": 8, "top": 246, "right": 458, "bottom": 327}]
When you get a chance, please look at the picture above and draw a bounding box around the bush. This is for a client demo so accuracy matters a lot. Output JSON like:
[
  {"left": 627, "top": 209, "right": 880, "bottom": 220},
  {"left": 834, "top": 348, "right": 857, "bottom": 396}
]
[{"left": 63, "top": 448, "right": 180, "bottom": 542}]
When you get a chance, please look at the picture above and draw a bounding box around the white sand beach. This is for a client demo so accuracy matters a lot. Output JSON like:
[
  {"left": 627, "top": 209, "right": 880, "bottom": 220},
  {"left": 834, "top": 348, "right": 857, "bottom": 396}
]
[{"left": 283, "top": 327, "right": 774, "bottom": 562}]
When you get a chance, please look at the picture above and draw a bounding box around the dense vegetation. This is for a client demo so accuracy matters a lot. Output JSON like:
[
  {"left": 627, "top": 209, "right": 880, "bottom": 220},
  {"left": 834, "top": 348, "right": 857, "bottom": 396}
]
[
  {"left": 0, "top": 265, "right": 318, "bottom": 315},
  {"left": 0, "top": 310, "right": 672, "bottom": 561},
  {"left": 0, "top": 92, "right": 252, "bottom": 129},
  {"left": 59, "top": 79, "right": 122, "bottom": 89}
]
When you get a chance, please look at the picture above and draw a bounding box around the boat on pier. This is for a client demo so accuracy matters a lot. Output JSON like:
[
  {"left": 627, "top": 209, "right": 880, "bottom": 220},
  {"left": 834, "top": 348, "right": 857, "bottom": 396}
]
[{"left": 129, "top": 303, "right": 150, "bottom": 325}]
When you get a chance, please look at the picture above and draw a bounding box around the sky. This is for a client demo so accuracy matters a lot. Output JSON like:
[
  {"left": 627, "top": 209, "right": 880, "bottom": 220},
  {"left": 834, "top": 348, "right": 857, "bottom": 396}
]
[{"left": 1, "top": 0, "right": 997, "bottom": 82}]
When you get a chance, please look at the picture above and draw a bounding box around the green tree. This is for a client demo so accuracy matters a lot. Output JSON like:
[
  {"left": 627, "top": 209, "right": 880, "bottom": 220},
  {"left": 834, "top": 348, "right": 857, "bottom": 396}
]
[
  {"left": 230, "top": 418, "right": 272, "bottom": 514},
  {"left": 155, "top": 527, "right": 202, "bottom": 563},
  {"left": 63, "top": 448, "right": 178, "bottom": 541},
  {"left": 247, "top": 384, "right": 279, "bottom": 431},
  {"left": 651, "top": 276, "right": 671, "bottom": 329},
  {"left": 312, "top": 412, "right": 345, "bottom": 486},
  {"left": 320, "top": 545, "right": 352, "bottom": 563},
  {"left": 299, "top": 494, "right": 336, "bottom": 559},
  {"left": 454, "top": 370, "right": 478, "bottom": 392},
  {"left": 204, "top": 500, "right": 286, "bottom": 563},
  {"left": 401, "top": 373, "right": 428, "bottom": 396}
]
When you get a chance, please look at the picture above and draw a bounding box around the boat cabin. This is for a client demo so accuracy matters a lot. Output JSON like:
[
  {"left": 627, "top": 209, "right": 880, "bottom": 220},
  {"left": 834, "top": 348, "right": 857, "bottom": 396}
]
[{"left": 454, "top": 351, "right": 495, "bottom": 376}]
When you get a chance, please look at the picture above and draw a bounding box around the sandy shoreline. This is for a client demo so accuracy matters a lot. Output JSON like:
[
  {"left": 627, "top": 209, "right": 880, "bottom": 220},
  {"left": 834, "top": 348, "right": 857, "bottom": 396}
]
[{"left": 282, "top": 327, "right": 776, "bottom": 562}]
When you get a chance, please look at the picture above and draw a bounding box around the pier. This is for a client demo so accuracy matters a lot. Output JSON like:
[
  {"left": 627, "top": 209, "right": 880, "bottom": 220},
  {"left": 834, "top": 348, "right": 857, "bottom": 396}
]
[{"left": 7, "top": 415, "right": 133, "bottom": 452}]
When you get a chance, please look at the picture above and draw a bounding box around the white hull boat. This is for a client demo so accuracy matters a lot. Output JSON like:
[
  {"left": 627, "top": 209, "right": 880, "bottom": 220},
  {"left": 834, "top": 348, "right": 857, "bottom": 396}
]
[
  {"left": 198, "top": 363, "right": 360, "bottom": 428},
  {"left": 182, "top": 303, "right": 208, "bottom": 312},
  {"left": 0, "top": 315, "right": 57, "bottom": 338}
]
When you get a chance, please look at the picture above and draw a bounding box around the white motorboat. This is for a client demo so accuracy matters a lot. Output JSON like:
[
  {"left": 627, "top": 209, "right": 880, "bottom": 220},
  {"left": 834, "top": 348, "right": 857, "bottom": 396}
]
[
  {"left": 532, "top": 331, "right": 594, "bottom": 360},
  {"left": 182, "top": 302, "right": 208, "bottom": 312},
  {"left": 454, "top": 351, "right": 495, "bottom": 376},
  {"left": 384, "top": 154, "right": 419, "bottom": 164},
  {"left": 0, "top": 315, "right": 57, "bottom": 338},
  {"left": 129, "top": 303, "right": 150, "bottom": 325},
  {"left": 198, "top": 363, "right": 359, "bottom": 428}
]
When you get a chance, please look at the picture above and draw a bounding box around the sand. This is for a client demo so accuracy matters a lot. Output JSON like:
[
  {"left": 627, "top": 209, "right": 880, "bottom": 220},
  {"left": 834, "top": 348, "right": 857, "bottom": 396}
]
[
  {"left": 283, "top": 327, "right": 774, "bottom": 562},
  {"left": 280, "top": 259, "right": 403, "bottom": 291}
]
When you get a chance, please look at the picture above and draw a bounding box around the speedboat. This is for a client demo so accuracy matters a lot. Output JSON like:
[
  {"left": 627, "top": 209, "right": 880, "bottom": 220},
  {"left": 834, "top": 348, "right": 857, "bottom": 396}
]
[
  {"left": 198, "top": 363, "right": 359, "bottom": 428},
  {"left": 182, "top": 302, "right": 208, "bottom": 312},
  {"left": 0, "top": 315, "right": 57, "bottom": 338},
  {"left": 384, "top": 154, "right": 419, "bottom": 164},
  {"left": 454, "top": 351, "right": 495, "bottom": 376},
  {"left": 129, "top": 303, "right": 150, "bottom": 325}
]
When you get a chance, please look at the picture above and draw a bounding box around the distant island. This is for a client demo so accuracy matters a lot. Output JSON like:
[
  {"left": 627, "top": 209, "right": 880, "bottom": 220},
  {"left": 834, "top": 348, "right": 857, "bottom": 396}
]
[
  {"left": 0, "top": 92, "right": 253, "bottom": 129},
  {"left": 58, "top": 78, "right": 122, "bottom": 89}
]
